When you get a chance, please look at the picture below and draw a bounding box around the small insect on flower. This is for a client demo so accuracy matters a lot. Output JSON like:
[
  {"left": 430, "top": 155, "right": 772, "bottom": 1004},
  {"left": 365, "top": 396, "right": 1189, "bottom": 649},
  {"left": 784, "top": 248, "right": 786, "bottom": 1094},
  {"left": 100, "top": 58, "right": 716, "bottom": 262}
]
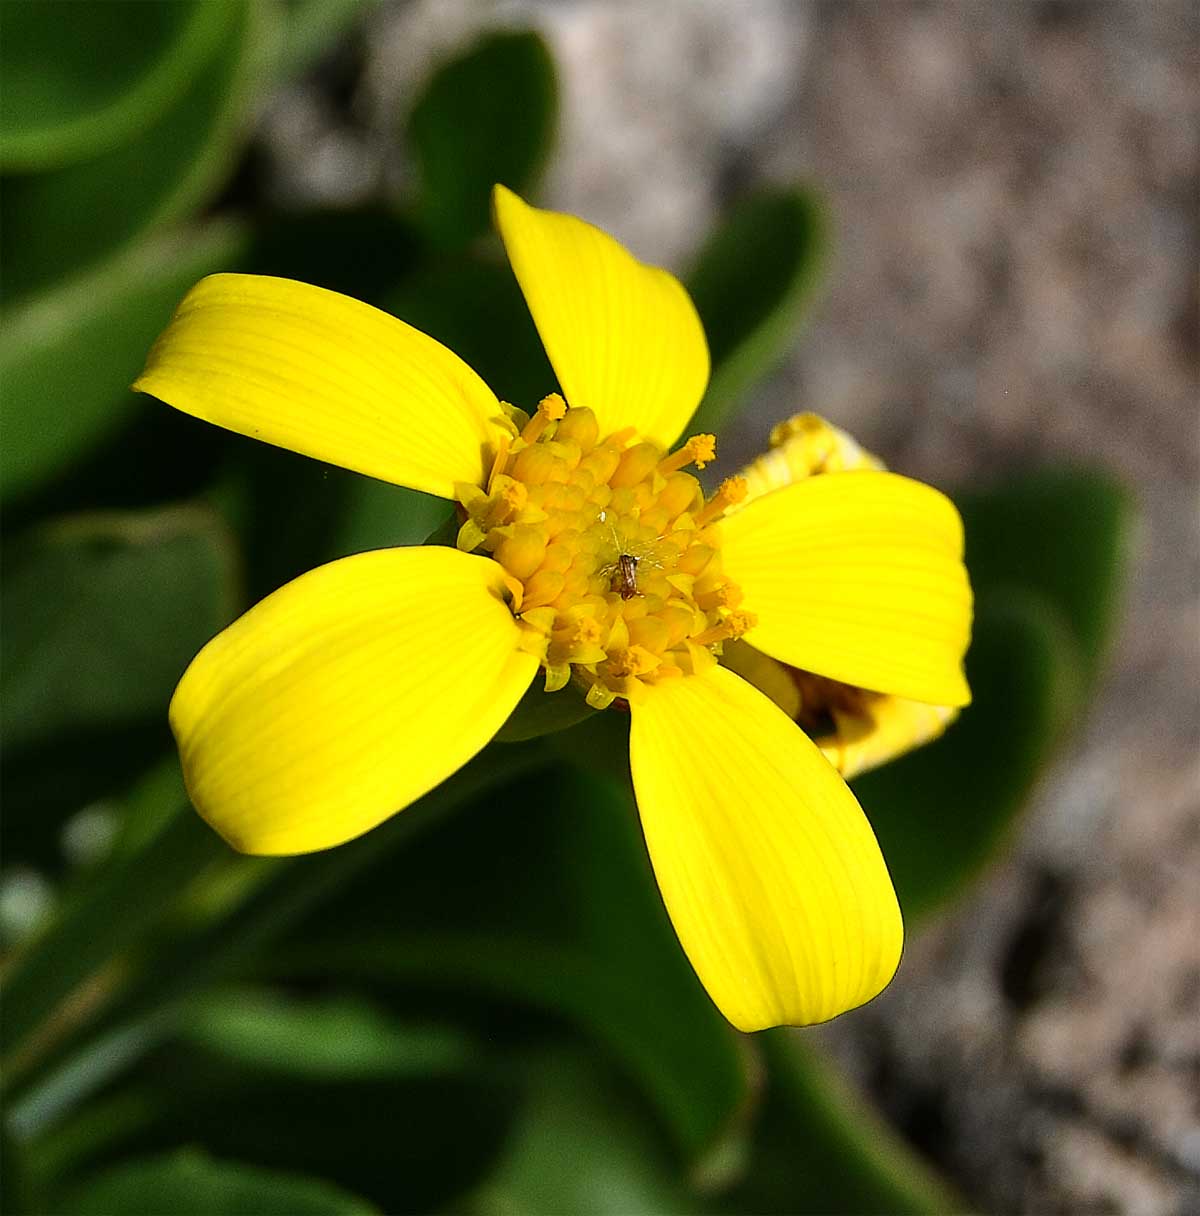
[
  {"left": 615, "top": 553, "right": 639, "bottom": 600},
  {"left": 134, "top": 185, "right": 973, "bottom": 1033}
]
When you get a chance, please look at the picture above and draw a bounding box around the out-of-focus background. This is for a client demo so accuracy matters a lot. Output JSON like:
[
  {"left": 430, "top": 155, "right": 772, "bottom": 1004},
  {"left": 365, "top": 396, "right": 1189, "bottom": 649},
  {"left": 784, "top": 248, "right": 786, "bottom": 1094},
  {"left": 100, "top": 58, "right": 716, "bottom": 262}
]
[{"left": 2, "top": 3, "right": 1196, "bottom": 1214}]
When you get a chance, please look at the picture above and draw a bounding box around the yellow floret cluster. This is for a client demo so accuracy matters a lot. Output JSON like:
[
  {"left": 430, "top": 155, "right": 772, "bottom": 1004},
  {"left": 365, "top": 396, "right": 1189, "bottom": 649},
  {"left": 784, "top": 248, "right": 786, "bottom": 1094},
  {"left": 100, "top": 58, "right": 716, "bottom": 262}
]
[{"left": 455, "top": 394, "right": 753, "bottom": 708}]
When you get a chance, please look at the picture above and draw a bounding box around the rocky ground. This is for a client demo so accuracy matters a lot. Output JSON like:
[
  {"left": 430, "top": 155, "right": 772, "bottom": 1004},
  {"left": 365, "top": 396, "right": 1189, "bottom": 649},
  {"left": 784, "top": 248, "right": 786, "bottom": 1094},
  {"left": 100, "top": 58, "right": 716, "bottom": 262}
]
[{"left": 261, "top": 3, "right": 1199, "bottom": 1211}]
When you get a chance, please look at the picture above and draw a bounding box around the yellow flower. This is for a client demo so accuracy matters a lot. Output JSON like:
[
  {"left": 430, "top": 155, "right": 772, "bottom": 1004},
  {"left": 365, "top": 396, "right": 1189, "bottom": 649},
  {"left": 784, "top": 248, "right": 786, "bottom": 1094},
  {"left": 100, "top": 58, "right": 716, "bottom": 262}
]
[
  {"left": 134, "top": 186, "right": 972, "bottom": 1032},
  {"left": 725, "top": 413, "right": 962, "bottom": 780}
]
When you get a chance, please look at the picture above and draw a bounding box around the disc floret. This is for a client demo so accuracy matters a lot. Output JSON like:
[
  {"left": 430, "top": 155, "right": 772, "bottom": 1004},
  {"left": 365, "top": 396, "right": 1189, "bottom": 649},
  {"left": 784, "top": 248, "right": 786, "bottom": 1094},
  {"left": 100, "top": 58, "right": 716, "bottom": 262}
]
[{"left": 456, "top": 396, "right": 753, "bottom": 708}]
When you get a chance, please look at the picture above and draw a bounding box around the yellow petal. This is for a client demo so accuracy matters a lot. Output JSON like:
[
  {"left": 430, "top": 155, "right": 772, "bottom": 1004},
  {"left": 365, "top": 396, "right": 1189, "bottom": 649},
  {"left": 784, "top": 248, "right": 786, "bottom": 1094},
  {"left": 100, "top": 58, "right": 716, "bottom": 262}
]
[
  {"left": 721, "top": 640, "right": 958, "bottom": 780},
  {"left": 718, "top": 638, "right": 802, "bottom": 719},
  {"left": 818, "top": 696, "right": 959, "bottom": 781},
  {"left": 135, "top": 274, "right": 507, "bottom": 499},
  {"left": 171, "top": 546, "right": 538, "bottom": 855},
  {"left": 720, "top": 471, "right": 972, "bottom": 707},
  {"left": 628, "top": 665, "right": 903, "bottom": 1031},
  {"left": 493, "top": 185, "right": 709, "bottom": 447},
  {"left": 737, "top": 412, "right": 885, "bottom": 506}
]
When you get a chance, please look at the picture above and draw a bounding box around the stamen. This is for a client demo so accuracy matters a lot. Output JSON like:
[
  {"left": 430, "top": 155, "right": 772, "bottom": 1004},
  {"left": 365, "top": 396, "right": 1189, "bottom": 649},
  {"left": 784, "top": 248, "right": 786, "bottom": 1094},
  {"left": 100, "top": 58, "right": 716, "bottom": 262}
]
[
  {"left": 486, "top": 434, "right": 511, "bottom": 492},
  {"left": 692, "top": 610, "right": 758, "bottom": 648},
  {"left": 520, "top": 392, "right": 568, "bottom": 445},
  {"left": 658, "top": 433, "right": 716, "bottom": 475},
  {"left": 695, "top": 477, "right": 748, "bottom": 527},
  {"left": 605, "top": 426, "right": 638, "bottom": 450},
  {"left": 464, "top": 398, "right": 751, "bottom": 709},
  {"left": 607, "top": 646, "right": 660, "bottom": 679},
  {"left": 695, "top": 581, "right": 744, "bottom": 612},
  {"left": 488, "top": 478, "right": 528, "bottom": 524}
]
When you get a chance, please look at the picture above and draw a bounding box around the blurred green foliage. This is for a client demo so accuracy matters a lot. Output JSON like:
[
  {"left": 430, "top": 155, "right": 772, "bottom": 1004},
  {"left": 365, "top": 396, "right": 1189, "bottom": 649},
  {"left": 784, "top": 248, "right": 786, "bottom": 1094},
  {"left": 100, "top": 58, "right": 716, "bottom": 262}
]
[
  {"left": 60, "top": 1151, "right": 379, "bottom": 1215},
  {"left": 1, "top": 226, "right": 247, "bottom": 503},
  {"left": 1, "top": 1, "right": 258, "bottom": 300},
  {"left": 0, "top": 9, "right": 1132, "bottom": 1215},
  {"left": 686, "top": 190, "right": 829, "bottom": 438},
  {"left": 0, "top": 2, "right": 227, "bottom": 170},
  {"left": 408, "top": 31, "right": 557, "bottom": 249}
]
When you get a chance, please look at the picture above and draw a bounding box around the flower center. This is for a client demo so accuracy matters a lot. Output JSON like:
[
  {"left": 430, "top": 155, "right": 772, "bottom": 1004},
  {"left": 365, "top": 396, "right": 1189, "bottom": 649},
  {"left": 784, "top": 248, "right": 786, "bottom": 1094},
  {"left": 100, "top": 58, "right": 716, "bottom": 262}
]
[{"left": 455, "top": 394, "right": 753, "bottom": 708}]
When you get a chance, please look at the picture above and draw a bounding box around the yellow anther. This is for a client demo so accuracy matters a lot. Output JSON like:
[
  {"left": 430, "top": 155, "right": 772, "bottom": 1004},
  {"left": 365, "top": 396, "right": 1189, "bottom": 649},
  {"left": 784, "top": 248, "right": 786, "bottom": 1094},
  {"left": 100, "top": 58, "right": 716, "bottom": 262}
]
[
  {"left": 523, "top": 568, "right": 567, "bottom": 609},
  {"left": 462, "top": 397, "right": 754, "bottom": 709},
  {"left": 656, "top": 472, "right": 703, "bottom": 518},
  {"left": 696, "top": 580, "right": 744, "bottom": 612},
  {"left": 539, "top": 392, "right": 567, "bottom": 421},
  {"left": 639, "top": 506, "right": 671, "bottom": 535},
  {"left": 540, "top": 541, "right": 574, "bottom": 574},
  {"left": 579, "top": 446, "right": 621, "bottom": 486},
  {"left": 690, "top": 623, "right": 725, "bottom": 648},
  {"left": 676, "top": 544, "right": 715, "bottom": 576},
  {"left": 559, "top": 616, "right": 607, "bottom": 665},
  {"left": 519, "top": 392, "right": 568, "bottom": 446},
  {"left": 659, "top": 433, "right": 716, "bottom": 475},
  {"left": 608, "top": 646, "right": 660, "bottom": 680},
  {"left": 692, "top": 610, "right": 757, "bottom": 648},
  {"left": 626, "top": 615, "right": 670, "bottom": 654},
  {"left": 572, "top": 616, "right": 604, "bottom": 647},
  {"left": 494, "top": 479, "right": 529, "bottom": 520},
  {"left": 495, "top": 526, "right": 547, "bottom": 581},
  {"left": 553, "top": 406, "right": 599, "bottom": 451},
  {"left": 610, "top": 442, "right": 662, "bottom": 488},
  {"left": 695, "top": 477, "right": 748, "bottom": 527},
  {"left": 511, "top": 444, "right": 563, "bottom": 486}
]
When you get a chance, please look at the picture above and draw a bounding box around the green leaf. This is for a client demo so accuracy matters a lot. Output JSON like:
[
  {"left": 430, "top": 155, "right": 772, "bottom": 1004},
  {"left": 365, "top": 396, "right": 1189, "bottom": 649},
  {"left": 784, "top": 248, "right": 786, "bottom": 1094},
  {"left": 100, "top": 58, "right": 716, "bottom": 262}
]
[
  {"left": 242, "top": 209, "right": 425, "bottom": 308},
  {"left": 467, "top": 1050, "right": 691, "bottom": 1216},
  {"left": 2, "top": 1120, "right": 38, "bottom": 1216},
  {"left": 0, "top": 808, "right": 226, "bottom": 1067},
  {"left": 108, "top": 758, "right": 190, "bottom": 860},
  {"left": 686, "top": 189, "right": 829, "bottom": 437},
  {"left": 957, "top": 467, "right": 1133, "bottom": 691},
  {"left": 0, "top": 506, "right": 236, "bottom": 872},
  {"left": 61, "top": 1150, "right": 378, "bottom": 1216},
  {"left": 269, "top": 767, "right": 750, "bottom": 1167},
  {"left": 3, "top": 1, "right": 258, "bottom": 303},
  {"left": 719, "top": 1030, "right": 961, "bottom": 1215},
  {"left": 0, "top": 1, "right": 227, "bottom": 171},
  {"left": 47, "top": 1064, "right": 511, "bottom": 1215},
  {"left": 408, "top": 30, "right": 558, "bottom": 248},
  {"left": 851, "top": 468, "right": 1135, "bottom": 924},
  {"left": 327, "top": 475, "right": 452, "bottom": 561},
  {"left": 1, "top": 223, "right": 247, "bottom": 504},
  {"left": 6, "top": 744, "right": 548, "bottom": 1125},
  {"left": 181, "top": 988, "right": 476, "bottom": 1080},
  {"left": 854, "top": 592, "right": 1082, "bottom": 923},
  {"left": 1, "top": 506, "right": 238, "bottom": 752},
  {"left": 383, "top": 255, "right": 555, "bottom": 407},
  {"left": 492, "top": 679, "right": 597, "bottom": 743}
]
